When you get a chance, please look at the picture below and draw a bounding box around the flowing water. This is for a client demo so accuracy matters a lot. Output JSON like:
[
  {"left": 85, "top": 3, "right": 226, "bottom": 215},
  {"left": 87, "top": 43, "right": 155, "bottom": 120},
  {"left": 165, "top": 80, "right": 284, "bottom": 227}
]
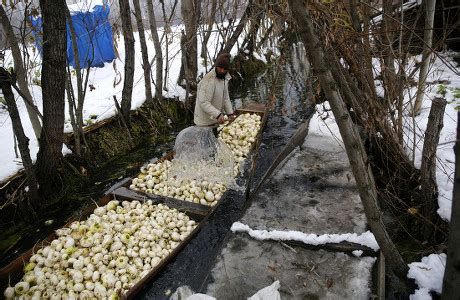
[{"left": 140, "top": 44, "right": 315, "bottom": 299}]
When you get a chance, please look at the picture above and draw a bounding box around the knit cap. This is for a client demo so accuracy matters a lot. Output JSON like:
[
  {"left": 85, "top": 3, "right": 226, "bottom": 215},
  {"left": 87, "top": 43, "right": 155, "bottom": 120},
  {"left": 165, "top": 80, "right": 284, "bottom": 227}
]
[{"left": 215, "top": 53, "right": 231, "bottom": 69}]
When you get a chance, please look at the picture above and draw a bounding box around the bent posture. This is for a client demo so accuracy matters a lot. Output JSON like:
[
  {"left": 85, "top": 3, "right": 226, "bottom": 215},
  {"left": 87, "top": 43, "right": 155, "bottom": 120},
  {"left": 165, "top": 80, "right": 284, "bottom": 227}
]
[{"left": 194, "top": 53, "right": 235, "bottom": 127}]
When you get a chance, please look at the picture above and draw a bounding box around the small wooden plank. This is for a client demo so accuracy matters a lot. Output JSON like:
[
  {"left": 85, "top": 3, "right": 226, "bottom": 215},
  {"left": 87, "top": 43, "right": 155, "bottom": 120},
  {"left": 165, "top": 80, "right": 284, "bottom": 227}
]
[
  {"left": 111, "top": 187, "right": 210, "bottom": 219},
  {"left": 236, "top": 102, "right": 267, "bottom": 113},
  {"left": 103, "top": 177, "right": 132, "bottom": 195}
]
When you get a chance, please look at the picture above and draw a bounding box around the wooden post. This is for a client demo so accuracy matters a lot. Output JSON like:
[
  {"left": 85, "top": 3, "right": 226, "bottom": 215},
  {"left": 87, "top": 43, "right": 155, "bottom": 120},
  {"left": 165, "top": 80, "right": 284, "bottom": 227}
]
[{"left": 421, "top": 97, "right": 447, "bottom": 238}]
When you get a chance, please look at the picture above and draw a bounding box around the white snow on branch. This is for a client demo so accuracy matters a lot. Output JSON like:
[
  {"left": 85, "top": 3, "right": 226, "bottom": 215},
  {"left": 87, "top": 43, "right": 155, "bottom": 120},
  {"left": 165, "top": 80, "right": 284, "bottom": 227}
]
[{"left": 230, "top": 222, "right": 380, "bottom": 251}]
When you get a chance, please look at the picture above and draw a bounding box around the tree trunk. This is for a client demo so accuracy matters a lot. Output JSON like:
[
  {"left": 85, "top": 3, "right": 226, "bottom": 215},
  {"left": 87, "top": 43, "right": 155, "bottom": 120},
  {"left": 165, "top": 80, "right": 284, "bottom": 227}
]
[
  {"left": 219, "top": 0, "right": 253, "bottom": 56},
  {"left": 442, "top": 110, "right": 460, "bottom": 299},
  {"left": 118, "top": 0, "right": 135, "bottom": 124},
  {"left": 0, "top": 5, "right": 42, "bottom": 140},
  {"left": 420, "top": 97, "right": 446, "bottom": 238},
  {"left": 348, "top": 0, "right": 361, "bottom": 33},
  {"left": 133, "top": 0, "right": 153, "bottom": 104},
  {"left": 65, "top": 69, "right": 81, "bottom": 156},
  {"left": 413, "top": 0, "right": 436, "bottom": 115},
  {"left": 146, "top": 0, "right": 163, "bottom": 102},
  {"left": 35, "top": 0, "right": 67, "bottom": 201},
  {"left": 381, "top": 0, "right": 399, "bottom": 134},
  {"left": 159, "top": 0, "right": 170, "bottom": 91},
  {"left": 241, "top": 2, "right": 263, "bottom": 56},
  {"left": 288, "top": 0, "right": 409, "bottom": 279},
  {"left": 65, "top": 5, "right": 84, "bottom": 156},
  {"left": 201, "top": 0, "right": 217, "bottom": 63},
  {"left": 350, "top": 2, "right": 377, "bottom": 102},
  {"left": 179, "top": 0, "right": 200, "bottom": 89},
  {"left": 0, "top": 68, "right": 39, "bottom": 218}
]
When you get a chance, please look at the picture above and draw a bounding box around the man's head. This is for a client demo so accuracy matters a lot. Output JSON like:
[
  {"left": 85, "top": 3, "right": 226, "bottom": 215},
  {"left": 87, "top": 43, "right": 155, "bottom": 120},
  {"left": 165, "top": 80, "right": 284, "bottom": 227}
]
[{"left": 215, "top": 53, "right": 231, "bottom": 79}]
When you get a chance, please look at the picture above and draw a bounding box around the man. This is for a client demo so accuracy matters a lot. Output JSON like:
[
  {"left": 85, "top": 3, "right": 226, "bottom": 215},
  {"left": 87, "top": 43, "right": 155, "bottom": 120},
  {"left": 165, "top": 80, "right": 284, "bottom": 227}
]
[
  {"left": 194, "top": 53, "right": 235, "bottom": 128},
  {"left": 174, "top": 53, "right": 235, "bottom": 162}
]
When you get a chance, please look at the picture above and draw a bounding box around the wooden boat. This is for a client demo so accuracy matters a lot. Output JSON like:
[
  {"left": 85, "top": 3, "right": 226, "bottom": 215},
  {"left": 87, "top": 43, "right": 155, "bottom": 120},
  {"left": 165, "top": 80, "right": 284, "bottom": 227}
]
[
  {"left": 117, "top": 103, "right": 268, "bottom": 216},
  {"left": 0, "top": 103, "right": 267, "bottom": 299}
]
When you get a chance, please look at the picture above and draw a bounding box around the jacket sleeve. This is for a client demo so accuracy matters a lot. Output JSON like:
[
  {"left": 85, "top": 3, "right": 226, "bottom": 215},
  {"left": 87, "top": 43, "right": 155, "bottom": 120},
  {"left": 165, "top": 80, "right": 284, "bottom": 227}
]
[
  {"left": 198, "top": 80, "right": 221, "bottom": 119},
  {"left": 223, "top": 80, "right": 234, "bottom": 114}
]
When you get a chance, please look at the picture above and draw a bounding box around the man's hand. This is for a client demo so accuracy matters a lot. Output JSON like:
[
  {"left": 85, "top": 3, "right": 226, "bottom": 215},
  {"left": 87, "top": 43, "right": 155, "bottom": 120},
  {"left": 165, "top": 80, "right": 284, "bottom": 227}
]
[
  {"left": 227, "top": 114, "right": 236, "bottom": 121},
  {"left": 217, "top": 114, "right": 226, "bottom": 124}
]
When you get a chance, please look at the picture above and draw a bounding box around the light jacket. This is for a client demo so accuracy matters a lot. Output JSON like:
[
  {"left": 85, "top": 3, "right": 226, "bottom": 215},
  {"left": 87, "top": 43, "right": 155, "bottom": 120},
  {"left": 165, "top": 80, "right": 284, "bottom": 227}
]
[{"left": 194, "top": 68, "right": 234, "bottom": 126}]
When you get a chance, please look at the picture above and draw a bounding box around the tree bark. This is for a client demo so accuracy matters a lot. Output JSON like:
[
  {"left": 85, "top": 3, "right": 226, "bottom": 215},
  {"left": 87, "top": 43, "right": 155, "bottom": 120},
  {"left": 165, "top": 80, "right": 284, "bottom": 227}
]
[
  {"left": 146, "top": 0, "right": 163, "bottom": 102},
  {"left": 288, "top": 0, "right": 409, "bottom": 279},
  {"left": 0, "top": 5, "right": 42, "bottom": 140},
  {"left": 65, "top": 5, "right": 84, "bottom": 156},
  {"left": 420, "top": 97, "right": 446, "bottom": 238},
  {"left": 442, "top": 110, "right": 460, "bottom": 299},
  {"left": 179, "top": 0, "right": 200, "bottom": 89},
  {"left": 133, "top": 0, "right": 153, "bottom": 104},
  {"left": 0, "top": 68, "right": 39, "bottom": 218},
  {"left": 348, "top": 0, "right": 361, "bottom": 33},
  {"left": 241, "top": 2, "right": 263, "bottom": 56},
  {"left": 118, "top": 0, "right": 135, "bottom": 124},
  {"left": 219, "top": 0, "right": 253, "bottom": 56},
  {"left": 381, "top": 0, "right": 399, "bottom": 136},
  {"left": 201, "top": 0, "right": 217, "bottom": 63},
  {"left": 65, "top": 68, "right": 81, "bottom": 156},
  {"left": 413, "top": 0, "right": 436, "bottom": 115},
  {"left": 159, "top": 0, "right": 170, "bottom": 91},
  {"left": 35, "top": 0, "right": 67, "bottom": 201}
]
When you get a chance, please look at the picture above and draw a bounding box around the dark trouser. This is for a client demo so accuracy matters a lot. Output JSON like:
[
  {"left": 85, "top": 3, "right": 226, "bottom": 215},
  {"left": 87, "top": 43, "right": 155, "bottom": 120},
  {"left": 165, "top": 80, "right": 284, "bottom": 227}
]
[{"left": 212, "top": 127, "right": 218, "bottom": 138}]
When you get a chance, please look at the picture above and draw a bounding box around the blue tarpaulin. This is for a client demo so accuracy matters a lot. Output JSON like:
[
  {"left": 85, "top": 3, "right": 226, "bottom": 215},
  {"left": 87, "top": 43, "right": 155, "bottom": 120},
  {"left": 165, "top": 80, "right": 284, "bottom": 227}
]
[{"left": 30, "top": 2, "right": 115, "bottom": 68}]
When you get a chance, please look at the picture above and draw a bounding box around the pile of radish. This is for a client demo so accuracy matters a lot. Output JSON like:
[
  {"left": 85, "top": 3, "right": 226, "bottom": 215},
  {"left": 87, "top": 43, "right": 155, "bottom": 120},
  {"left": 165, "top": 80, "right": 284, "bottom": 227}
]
[
  {"left": 129, "top": 113, "right": 262, "bottom": 206},
  {"left": 218, "top": 113, "right": 261, "bottom": 162},
  {"left": 130, "top": 160, "right": 226, "bottom": 207},
  {"left": 3, "top": 200, "right": 197, "bottom": 299}
]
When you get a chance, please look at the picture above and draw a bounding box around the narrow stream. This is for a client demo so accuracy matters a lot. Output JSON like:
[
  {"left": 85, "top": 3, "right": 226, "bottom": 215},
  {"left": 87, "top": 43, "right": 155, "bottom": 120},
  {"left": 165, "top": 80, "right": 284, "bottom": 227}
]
[{"left": 140, "top": 45, "right": 315, "bottom": 299}]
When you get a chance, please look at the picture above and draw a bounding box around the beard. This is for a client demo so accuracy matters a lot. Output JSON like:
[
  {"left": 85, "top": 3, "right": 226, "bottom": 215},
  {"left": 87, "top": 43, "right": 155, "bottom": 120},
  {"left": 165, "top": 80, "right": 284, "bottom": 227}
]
[{"left": 215, "top": 68, "right": 227, "bottom": 79}]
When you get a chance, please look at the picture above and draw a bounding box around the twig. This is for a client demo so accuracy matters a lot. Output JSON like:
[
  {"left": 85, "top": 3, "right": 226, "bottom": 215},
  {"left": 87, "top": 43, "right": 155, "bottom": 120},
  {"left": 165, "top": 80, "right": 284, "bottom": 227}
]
[
  {"left": 0, "top": 178, "right": 26, "bottom": 210},
  {"left": 359, "top": 1, "right": 459, "bottom": 76},
  {"left": 280, "top": 241, "right": 297, "bottom": 253},
  {"left": 112, "top": 95, "right": 134, "bottom": 144}
]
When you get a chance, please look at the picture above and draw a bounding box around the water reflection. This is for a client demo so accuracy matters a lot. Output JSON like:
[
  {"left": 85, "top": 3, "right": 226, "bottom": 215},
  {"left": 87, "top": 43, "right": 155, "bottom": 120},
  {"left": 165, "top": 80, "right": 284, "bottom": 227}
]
[{"left": 231, "top": 43, "right": 311, "bottom": 120}]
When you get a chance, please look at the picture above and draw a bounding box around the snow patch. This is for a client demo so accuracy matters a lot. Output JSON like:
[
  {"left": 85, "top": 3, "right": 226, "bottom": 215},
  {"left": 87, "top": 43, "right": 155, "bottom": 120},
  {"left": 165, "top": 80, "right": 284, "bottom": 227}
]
[
  {"left": 231, "top": 222, "right": 380, "bottom": 251},
  {"left": 408, "top": 253, "right": 446, "bottom": 298},
  {"left": 410, "top": 288, "right": 432, "bottom": 300}
]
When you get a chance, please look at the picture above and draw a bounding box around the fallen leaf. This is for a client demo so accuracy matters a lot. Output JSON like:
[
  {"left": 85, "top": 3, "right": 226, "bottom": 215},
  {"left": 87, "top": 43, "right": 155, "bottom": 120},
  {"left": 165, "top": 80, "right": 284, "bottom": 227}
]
[{"left": 326, "top": 278, "right": 333, "bottom": 288}]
